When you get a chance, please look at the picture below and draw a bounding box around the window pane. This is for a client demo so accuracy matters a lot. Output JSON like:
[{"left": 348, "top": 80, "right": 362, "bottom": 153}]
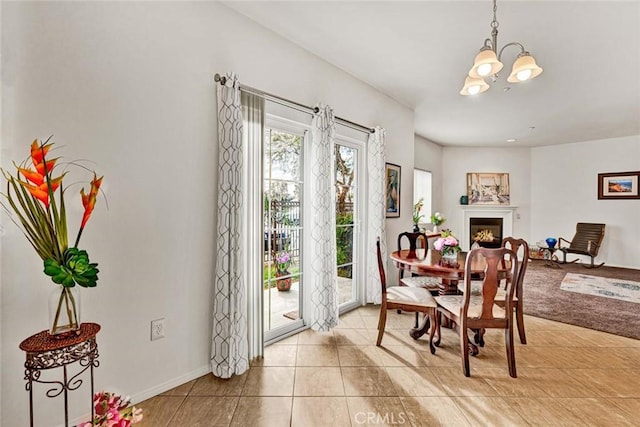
[
  {"left": 336, "top": 224, "right": 354, "bottom": 267},
  {"left": 269, "top": 130, "right": 302, "bottom": 182},
  {"left": 414, "top": 169, "right": 432, "bottom": 224}
]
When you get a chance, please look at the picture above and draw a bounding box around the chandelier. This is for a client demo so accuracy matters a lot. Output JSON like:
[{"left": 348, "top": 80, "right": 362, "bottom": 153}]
[{"left": 460, "top": 0, "right": 543, "bottom": 96}]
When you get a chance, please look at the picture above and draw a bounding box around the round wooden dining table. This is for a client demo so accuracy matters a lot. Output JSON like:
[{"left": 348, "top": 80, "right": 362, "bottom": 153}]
[{"left": 390, "top": 248, "right": 472, "bottom": 295}]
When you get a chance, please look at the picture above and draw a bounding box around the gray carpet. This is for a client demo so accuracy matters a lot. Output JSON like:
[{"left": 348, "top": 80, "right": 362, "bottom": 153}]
[{"left": 523, "top": 260, "right": 640, "bottom": 340}]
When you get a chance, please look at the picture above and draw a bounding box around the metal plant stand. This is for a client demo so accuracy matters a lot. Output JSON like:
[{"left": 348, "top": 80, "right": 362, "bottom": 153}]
[{"left": 19, "top": 323, "right": 101, "bottom": 427}]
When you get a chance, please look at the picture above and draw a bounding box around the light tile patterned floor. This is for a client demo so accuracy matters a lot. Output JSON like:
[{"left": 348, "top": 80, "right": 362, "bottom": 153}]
[{"left": 136, "top": 305, "right": 640, "bottom": 426}]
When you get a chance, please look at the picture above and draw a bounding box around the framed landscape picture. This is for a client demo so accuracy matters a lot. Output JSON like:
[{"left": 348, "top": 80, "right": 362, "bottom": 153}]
[
  {"left": 385, "top": 163, "right": 401, "bottom": 218},
  {"left": 467, "top": 172, "right": 510, "bottom": 205},
  {"left": 598, "top": 171, "right": 640, "bottom": 199}
]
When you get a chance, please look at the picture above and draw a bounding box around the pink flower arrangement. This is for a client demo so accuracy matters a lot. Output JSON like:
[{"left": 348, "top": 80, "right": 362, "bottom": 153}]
[
  {"left": 80, "top": 392, "right": 143, "bottom": 427},
  {"left": 275, "top": 251, "right": 291, "bottom": 273},
  {"left": 433, "top": 230, "right": 461, "bottom": 256}
]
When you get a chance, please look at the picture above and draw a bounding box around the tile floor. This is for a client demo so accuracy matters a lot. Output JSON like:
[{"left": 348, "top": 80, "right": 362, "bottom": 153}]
[{"left": 136, "top": 305, "right": 640, "bottom": 426}]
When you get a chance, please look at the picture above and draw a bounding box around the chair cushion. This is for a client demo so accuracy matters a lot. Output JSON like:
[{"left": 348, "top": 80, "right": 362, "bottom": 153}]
[
  {"left": 456, "top": 283, "right": 513, "bottom": 301},
  {"left": 401, "top": 275, "right": 441, "bottom": 290},
  {"left": 435, "top": 295, "right": 506, "bottom": 318},
  {"left": 387, "top": 286, "right": 437, "bottom": 308}
]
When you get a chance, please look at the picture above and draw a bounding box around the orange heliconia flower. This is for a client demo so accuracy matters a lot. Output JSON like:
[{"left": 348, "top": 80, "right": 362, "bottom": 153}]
[
  {"left": 19, "top": 175, "right": 64, "bottom": 207},
  {"left": 80, "top": 174, "right": 103, "bottom": 229},
  {"left": 18, "top": 140, "right": 63, "bottom": 207},
  {"left": 30, "top": 139, "right": 52, "bottom": 165}
]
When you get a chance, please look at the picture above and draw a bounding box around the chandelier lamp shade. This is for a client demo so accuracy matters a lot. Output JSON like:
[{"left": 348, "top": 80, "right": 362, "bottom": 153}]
[{"left": 460, "top": 0, "right": 543, "bottom": 95}]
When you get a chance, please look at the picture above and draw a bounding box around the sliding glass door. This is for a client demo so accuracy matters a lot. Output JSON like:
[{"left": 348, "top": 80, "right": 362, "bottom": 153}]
[
  {"left": 263, "top": 122, "right": 306, "bottom": 342},
  {"left": 335, "top": 137, "right": 364, "bottom": 311},
  {"left": 261, "top": 105, "right": 367, "bottom": 341}
]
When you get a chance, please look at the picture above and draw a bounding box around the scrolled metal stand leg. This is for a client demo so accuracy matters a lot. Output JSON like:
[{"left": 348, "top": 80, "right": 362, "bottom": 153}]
[
  {"left": 90, "top": 357, "right": 95, "bottom": 421},
  {"left": 26, "top": 369, "right": 34, "bottom": 427},
  {"left": 63, "top": 365, "right": 69, "bottom": 427}
]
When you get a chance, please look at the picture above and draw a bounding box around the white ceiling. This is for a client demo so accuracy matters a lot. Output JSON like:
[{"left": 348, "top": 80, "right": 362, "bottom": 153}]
[{"left": 223, "top": 1, "right": 640, "bottom": 147}]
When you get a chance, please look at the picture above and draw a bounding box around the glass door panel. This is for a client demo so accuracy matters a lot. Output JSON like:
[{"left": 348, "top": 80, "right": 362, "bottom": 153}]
[
  {"left": 263, "top": 128, "right": 305, "bottom": 342},
  {"left": 335, "top": 143, "right": 358, "bottom": 307}
]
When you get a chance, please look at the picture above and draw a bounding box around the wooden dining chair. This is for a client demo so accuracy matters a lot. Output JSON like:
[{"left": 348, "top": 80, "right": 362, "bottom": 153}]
[
  {"left": 397, "top": 232, "right": 441, "bottom": 292},
  {"left": 396, "top": 232, "right": 441, "bottom": 329},
  {"left": 375, "top": 238, "right": 438, "bottom": 354},
  {"left": 499, "top": 237, "right": 529, "bottom": 344},
  {"left": 435, "top": 247, "right": 519, "bottom": 377}
]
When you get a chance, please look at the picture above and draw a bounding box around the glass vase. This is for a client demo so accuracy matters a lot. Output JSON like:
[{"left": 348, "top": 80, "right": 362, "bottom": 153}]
[
  {"left": 440, "top": 251, "right": 459, "bottom": 268},
  {"left": 48, "top": 285, "right": 81, "bottom": 337}
]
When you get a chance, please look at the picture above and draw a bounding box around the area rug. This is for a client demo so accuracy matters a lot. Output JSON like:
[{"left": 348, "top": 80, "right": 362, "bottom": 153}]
[
  {"left": 560, "top": 273, "right": 640, "bottom": 304},
  {"left": 523, "top": 261, "right": 640, "bottom": 340}
]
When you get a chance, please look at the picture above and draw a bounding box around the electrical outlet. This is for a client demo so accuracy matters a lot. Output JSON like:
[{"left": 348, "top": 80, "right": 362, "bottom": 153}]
[{"left": 151, "top": 318, "right": 165, "bottom": 341}]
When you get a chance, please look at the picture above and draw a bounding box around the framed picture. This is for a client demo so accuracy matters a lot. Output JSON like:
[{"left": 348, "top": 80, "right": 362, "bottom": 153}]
[
  {"left": 598, "top": 171, "right": 640, "bottom": 199},
  {"left": 467, "top": 172, "right": 510, "bottom": 205},
  {"left": 385, "top": 163, "right": 401, "bottom": 218}
]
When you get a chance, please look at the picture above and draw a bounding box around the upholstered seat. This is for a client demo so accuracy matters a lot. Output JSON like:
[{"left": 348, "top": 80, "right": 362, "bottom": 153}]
[
  {"left": 388, "top": 286, "right": 438, "bottom": 308},
  {"left": 435, "top": 295, "right": 506, "bottom": 319},
  {"left": 401, "top": 275, "right": 441, "bottom": 290},
  {"left": 457, "top": 282, "right": 507, "bottom": 300}
]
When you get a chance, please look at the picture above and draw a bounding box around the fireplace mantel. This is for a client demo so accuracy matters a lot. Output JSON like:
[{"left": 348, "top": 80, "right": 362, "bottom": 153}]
[
  {"left": 460, "top": 206, "right": 519, "bottom": 251},
  {"left": 460, "top": 205, "right": 519, "bottom": 211}
]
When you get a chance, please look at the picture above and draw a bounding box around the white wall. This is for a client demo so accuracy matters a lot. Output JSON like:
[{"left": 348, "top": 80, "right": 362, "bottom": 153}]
[
  {"left": 441, "top": 146, "right": 532, "bottom": 244},
  {"left": 0, "top": 2, "right": 414, "bottom": 425},
  {"left": 531, "top": 135, "right": 640, "bottom": 268}
]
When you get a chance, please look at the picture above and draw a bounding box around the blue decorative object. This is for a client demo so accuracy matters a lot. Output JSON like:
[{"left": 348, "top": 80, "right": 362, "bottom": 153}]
[{"left": 545, "top": 237, "right": 557, "bottom": 248}]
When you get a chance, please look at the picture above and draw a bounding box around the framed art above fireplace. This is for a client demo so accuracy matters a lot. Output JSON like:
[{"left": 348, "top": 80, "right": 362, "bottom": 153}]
[{"left": 467, "top": 172, "right": 510, "bottom": 205}]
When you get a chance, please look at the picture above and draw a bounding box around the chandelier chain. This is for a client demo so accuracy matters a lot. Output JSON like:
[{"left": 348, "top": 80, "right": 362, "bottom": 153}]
[{"left": 491, "top": 0, "right": 499, "bottom": 30}]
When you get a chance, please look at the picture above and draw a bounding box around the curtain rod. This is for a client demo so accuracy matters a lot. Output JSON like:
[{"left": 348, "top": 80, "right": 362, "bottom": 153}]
[{"left": 214, "top": 73, "right": 375, "bottom": 134}]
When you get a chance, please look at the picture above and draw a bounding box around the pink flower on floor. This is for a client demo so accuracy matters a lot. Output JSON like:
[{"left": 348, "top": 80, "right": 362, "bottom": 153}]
[{"left": 80, "top": 391, "right": 143, "bottom": 427}]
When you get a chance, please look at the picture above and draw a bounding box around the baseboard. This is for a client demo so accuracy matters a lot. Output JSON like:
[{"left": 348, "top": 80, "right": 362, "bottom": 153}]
[{"left": 66, "top": 364, "right": 211, "bottom": 427}]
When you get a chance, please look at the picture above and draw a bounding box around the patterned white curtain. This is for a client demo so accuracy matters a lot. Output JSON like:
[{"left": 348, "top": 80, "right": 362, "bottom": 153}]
[
  {"left": 303, "top": 104, "right": 339, "bottom": 331},
  {"left": 211, "top": 73, "right": 249, "bottom": 378},
  {"left": 365, "top": 127, "right": 387, "bottom": 304}
]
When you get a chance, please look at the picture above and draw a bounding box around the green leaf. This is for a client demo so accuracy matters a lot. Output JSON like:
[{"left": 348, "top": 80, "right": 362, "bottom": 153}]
[{"left": 43, "top": 248, "right": 99, "bottom": 288}]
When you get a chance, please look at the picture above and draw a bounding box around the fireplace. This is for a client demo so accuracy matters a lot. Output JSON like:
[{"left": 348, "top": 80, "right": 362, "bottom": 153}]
[
  {"left": 461, "top": 206, "right": 517, "bottom": 251},
  {"left": 470, "top": 217, "right": 503, "bottom": 248}
]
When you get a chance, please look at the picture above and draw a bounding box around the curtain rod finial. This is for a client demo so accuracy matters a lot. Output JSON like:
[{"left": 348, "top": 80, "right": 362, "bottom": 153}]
[{"left": 214, "top": 73, "right": 227, "bottom": 85}]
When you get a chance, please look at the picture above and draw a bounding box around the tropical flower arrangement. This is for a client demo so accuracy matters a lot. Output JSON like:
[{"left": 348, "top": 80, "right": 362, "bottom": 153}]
[
  {"left": 1, "top": 138, "right": 103, "bottom": 335},
  {"left": 430, "top": 211, "right": 446, "bottom": 226},
  {"left": 412, "top": 198, "right": 424, "bottom": 225},
  {"left": 275, "top": 251, "right": 291, "bottom": 274},
  {"left": 433, "top": 229, "right": 461, "bottom": 256},
  {"left": 79, "top": 391, "right": 143, "bottom": 427}
]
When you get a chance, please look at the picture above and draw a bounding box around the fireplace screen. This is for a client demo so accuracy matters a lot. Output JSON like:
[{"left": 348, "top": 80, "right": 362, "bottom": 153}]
[{"left": 470, "top": 218, "right": 503, "bottom": 248}]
